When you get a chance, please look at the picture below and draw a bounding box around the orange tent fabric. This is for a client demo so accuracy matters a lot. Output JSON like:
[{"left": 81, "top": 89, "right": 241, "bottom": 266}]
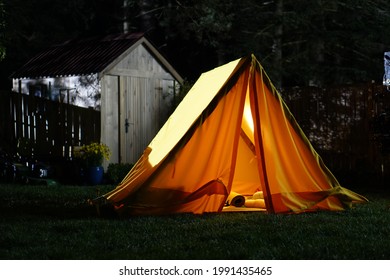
[{"left": 101, "top": 55, "right": 367, "bottom": 215}]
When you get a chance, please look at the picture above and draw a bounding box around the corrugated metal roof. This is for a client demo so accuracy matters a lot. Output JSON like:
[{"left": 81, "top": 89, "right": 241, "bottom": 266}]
[{"left": 12, "top": 33, "right": 145, "bottom": 78}]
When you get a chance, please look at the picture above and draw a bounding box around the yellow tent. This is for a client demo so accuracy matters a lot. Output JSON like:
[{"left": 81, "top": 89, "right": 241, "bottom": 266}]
[{"left": 101, "top": 55, "right": 367, "bottom": 215}]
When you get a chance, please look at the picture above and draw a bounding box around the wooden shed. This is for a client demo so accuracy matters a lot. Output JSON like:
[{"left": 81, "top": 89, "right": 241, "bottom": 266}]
[{"left": 11, "top": 33, "right": 183, "bottom": 165}]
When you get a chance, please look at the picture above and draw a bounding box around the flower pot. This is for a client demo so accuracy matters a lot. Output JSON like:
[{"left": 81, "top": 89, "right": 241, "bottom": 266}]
[{"left": 86, "top": 166, "right": 104, "bottom": 185}]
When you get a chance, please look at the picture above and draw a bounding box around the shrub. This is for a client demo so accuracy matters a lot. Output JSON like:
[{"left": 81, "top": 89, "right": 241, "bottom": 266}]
[{"left": 106, "top": 163, "right": 133, "bottom": 184}]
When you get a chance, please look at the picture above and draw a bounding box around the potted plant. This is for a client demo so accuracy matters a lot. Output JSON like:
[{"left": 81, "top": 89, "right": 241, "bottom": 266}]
[{"left": 76, "top": 142, "right": 110, "bottom": 185}]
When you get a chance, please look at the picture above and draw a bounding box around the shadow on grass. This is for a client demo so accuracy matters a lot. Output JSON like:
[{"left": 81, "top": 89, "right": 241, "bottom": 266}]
[{"left": 0, "top": 183, "right": 118, "bottom": 220}]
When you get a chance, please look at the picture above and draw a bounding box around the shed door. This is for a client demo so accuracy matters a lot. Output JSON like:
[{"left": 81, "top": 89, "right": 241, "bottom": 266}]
[
  {"left": 120, "top": 76, "right": 175, "bottom": 164},
  {"left": 120, "top": 76, "right": 155, "bottom": 164}
]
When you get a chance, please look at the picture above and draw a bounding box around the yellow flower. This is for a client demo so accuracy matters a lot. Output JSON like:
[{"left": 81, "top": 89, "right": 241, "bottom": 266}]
[{"left": 77, "top": 142, "right": 111, "bottom": 167}]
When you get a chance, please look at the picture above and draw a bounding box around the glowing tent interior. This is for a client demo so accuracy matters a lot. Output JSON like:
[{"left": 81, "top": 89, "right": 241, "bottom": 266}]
[{"left": 98, "top": 55, "right": 367, "bottom": 215}]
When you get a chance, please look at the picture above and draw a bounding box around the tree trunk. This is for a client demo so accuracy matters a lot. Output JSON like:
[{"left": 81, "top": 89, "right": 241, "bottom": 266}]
[{"left": 138, "top": 0, "right": 155, "bottom": 33}]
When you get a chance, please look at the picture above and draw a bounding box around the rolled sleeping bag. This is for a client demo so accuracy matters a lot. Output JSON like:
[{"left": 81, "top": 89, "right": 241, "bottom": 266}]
[
  {"left": 252, "top": 191, "right": 264, "bottom": 199},
  {"left": 244, "top": 199, "right": 266, "bottom": 209},
  {"left": 226, "top": 191, "right": 245, "bottom": 207}
]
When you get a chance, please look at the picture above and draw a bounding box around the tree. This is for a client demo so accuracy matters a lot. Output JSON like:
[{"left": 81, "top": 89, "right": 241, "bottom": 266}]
[
  {"left": 2, "top": 0, "right": 390, "bottom": 89},
  {"left": 0, "top": 0, "right": 126, "bottom": 89},
  {"left": 155, "top": 0, "right": 236, "bottom": 79},
  {"left": 280, "top": 0, "right": 390, "bottom": 86}
]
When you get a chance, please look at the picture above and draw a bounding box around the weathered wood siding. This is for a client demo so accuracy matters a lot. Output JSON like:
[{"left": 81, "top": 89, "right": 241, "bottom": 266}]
[
  {"left": 101, "top": 43, "right": 178, "bottom": 165},
  {"left": 100, "top": 75, "right": 119, "bottom": 165}
]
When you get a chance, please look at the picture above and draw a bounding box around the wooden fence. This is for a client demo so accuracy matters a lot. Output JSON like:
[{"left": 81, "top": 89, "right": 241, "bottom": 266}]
[
  {"left": 0, "top": 90, "right": 100, "bottom": 162},
  {"left": 1, "top": 82, "right": 389, "bottom": 186},
  {"left": 282, "top": 82, "right": 390, "bottom": 187}
]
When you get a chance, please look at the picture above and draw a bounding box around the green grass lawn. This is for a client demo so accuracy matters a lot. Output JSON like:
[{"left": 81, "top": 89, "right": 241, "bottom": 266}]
[{"left": 0, "top": 183, "right": 389, "bottom": 260}]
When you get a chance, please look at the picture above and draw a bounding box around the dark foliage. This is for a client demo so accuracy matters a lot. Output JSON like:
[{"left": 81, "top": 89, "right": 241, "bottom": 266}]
[
  {"left": 1, "top": 0, "right": 390, "bottom": 89},
  {"left": 106, "top": 163, "right": 134, "bottom": 184}
]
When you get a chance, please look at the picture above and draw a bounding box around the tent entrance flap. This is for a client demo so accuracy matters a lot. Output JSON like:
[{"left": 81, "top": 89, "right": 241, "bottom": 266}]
[{"left": 230, "top": 104, "right": 263, "bottom": 196}]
